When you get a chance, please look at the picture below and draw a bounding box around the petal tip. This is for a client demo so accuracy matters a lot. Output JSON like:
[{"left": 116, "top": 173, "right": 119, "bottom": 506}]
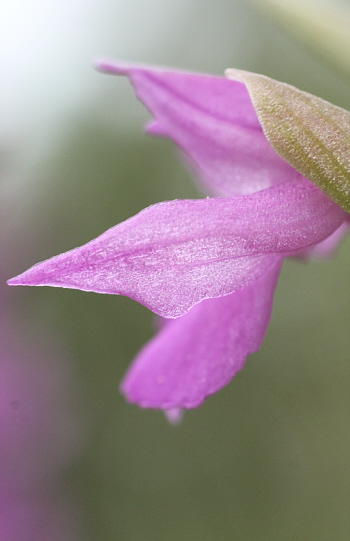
[
  {"left": 7, "top": 275, "right": 23, "bottom": 286},
  {"left": 93, "top": 58, "right": 130, "bottom": 76},
  {"left": 7, "top": 265, "right": 48, "bottom": 288},
  {"left": 145, "top": 120, "right": 168, "bottom": 136}
]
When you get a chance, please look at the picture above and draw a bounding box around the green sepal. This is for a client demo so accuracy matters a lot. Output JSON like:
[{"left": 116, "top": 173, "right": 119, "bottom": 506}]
[{"left": 226, "top": 69, "right": 350, "bottom": 213}]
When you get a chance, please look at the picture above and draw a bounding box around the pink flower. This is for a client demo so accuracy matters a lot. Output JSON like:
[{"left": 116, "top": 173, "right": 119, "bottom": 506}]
[{"left": 8, "top": 62, "right": 350, "bottom": 412}]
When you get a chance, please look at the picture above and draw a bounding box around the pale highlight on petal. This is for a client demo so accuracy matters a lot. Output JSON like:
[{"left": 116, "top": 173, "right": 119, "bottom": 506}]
[
  {"left": 164, "top": 408, "right": 184, "bottom": 425},
  {"left": 96, "top": 59, "right": 300, "bottom": 197},
  {"left": 226, "top": 69, "right": 350, "bottom": 212},
  {"left": 121, "top": 257, "right": 282, "bottom": 409},
  {"left": 8, "top": 180, "right": 346, "bottom": 318}
]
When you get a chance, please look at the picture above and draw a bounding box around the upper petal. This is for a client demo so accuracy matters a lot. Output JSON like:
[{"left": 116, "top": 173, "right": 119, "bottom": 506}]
[
  {"left": 121, "top": 256, "right": 283, "bottom": 409},
  {"left": 96, "top": 59, "right": 300, "bottom": 197},
  {"left": 8, "top": 179, "right": 346, "bottom": 318}
]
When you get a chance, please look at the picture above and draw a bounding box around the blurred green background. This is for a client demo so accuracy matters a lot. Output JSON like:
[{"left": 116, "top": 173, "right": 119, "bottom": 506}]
[{"left": 1, "top": 1, "right": 349, "bottom": 540}]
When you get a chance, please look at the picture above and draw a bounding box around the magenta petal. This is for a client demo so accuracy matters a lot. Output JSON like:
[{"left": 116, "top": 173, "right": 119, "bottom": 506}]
[
  {"left": 296, "top": 219, "right": 350, "bottom": 259},
  {"left": 96, "top": 59, "right": 300, "bottom": 197},
  {"left": 8, "top": 180, "right": 346, "bottom": 318},
  {"left": 121, "top": 256, "right": 283, "bottom": 409}
]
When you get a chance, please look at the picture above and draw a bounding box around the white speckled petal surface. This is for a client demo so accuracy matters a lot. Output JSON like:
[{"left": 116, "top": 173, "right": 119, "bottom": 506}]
[{"left": 8, "top": 179, "right": 346, "bottom": 318}]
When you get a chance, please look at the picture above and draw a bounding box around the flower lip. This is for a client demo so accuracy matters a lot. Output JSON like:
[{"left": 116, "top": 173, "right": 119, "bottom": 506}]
[{"left": 121, "top": 256, "right": 283, "bottom": 410}]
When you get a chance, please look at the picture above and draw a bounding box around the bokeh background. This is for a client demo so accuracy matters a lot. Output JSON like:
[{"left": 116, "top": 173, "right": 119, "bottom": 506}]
[{"left": 1, "top": 1, "right": 349, "bottom": 540}]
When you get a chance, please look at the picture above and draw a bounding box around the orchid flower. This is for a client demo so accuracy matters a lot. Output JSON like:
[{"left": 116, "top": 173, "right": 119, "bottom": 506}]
[{"left": 8, "top": 61, "right": 350, "bottom": 414}]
